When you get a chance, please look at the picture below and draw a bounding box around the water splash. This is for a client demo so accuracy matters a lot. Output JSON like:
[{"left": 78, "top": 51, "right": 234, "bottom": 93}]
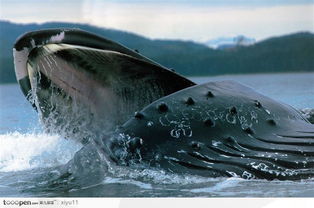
[
  {"left": 190, "top": 178, "right": 243, "bottom": 193},
  {"left": 0, "top": 131, "right": 82, "bottom": 172}
]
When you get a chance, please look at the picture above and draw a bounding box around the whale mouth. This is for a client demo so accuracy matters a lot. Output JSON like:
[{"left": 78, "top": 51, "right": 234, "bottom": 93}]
[
  {"left": 13, "top": 29, "right": 169, "bottom": 97},
  {"left": 13, "top": 29, "right": 195, "bottom": 139}
]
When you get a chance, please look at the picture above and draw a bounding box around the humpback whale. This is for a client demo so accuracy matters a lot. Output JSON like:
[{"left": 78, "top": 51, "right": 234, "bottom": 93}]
[{"left": 13, "top": 29, "right": 314, "bottom": 180}]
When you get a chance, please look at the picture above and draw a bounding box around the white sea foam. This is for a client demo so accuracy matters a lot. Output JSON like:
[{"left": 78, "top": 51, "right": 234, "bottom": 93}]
[
  {"left": 0, "top": 132, "right": 82, "bottom": 172},
  {"left": 113, "top": 167, "right": 218, "bottom": 185},
  {"left": 103, "top": 177, "right": 152, "bottom": 189},
  {"left": 190, "top": 178, "right": 243, "bottom": 193}
]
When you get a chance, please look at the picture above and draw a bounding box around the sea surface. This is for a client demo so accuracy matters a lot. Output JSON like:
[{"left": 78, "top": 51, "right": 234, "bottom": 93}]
[{"left": 0, "top": 72, "right": 313, "bottom": 197}]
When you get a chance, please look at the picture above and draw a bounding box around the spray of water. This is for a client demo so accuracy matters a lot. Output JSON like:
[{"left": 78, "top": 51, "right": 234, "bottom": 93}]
[{"left": 0, "top": 131, "right": 82, "bottom": 172}]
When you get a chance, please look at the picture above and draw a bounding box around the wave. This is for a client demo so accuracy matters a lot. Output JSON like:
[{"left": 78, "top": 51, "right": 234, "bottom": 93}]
[{"left": 0, "top": 131, "right": 82, "bottom": 172}]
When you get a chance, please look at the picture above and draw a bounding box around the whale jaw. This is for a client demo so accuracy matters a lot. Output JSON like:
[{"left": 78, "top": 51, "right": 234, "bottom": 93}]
[{"left": 13, "top": 29, "right": 194, "bottom": 140}]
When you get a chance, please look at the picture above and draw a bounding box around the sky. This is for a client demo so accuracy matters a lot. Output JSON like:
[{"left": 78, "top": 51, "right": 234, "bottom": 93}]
[{"left": 0, "top": 0, "right": 313, "bottom": 42}]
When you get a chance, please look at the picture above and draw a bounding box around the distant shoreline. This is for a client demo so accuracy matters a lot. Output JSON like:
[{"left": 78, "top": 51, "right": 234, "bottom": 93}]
[
  {"left": 1, "top": 71, "right": 313, "bottom": 85},
  {"left": 187, "top": 71, "right": 314, "bottom": 78},
  {"left": 1, "top": 21, "right": 313, "bottom": 83}
]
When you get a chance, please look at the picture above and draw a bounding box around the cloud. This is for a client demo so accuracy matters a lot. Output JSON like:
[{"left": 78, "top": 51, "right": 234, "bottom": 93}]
[
  {"left": 82, "top": 2, "right": 314, "bottom": 41},
  {"left": 0, "top": 0, "right": 84, "bottom": 23},
  {"left": 1, "top": 0, "right": 313, "bottom": 41}
]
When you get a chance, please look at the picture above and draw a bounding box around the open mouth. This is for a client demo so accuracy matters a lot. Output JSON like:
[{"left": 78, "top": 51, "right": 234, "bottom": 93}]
[{"left": 13, "top": 29, "right": 195, "bottom": 136}]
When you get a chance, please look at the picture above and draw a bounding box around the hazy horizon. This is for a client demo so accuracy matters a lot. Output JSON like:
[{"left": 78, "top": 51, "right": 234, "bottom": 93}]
[
  {"left": 1, "top": 19, "right": 313, "bottom": 44},
  {"left": 1, "top": 0, "right": 313, "bottom": 42}
]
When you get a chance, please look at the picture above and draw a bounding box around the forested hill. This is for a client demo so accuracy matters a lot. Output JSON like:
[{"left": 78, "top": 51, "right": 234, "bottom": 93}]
[{"left": 0, "top": 20, "right": 313, "bottom": 83}]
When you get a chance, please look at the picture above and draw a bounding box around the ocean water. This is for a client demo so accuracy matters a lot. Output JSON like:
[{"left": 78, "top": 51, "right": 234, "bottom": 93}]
[{"left": 0, "top": 72, "right": 313, "bottom": 197}]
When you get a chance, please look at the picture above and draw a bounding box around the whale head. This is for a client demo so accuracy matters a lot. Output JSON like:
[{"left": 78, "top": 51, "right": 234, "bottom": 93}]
[{"left": 13, "top": 29, "right": 195, "bottom": 141}]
